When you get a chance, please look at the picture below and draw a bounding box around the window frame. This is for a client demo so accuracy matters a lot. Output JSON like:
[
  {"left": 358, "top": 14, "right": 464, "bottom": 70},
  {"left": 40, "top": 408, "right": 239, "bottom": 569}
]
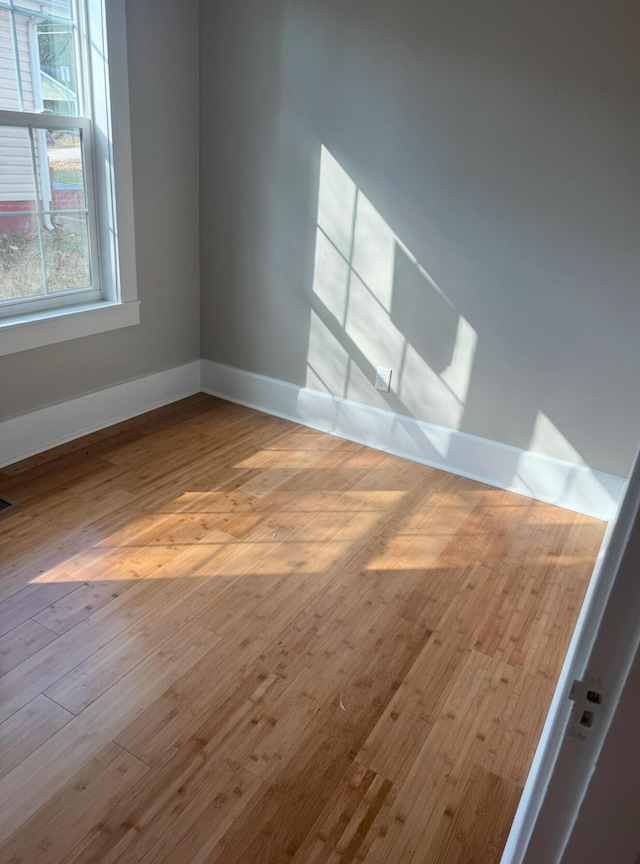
[
  {"left": 0, "top": 110, "right": 101, "bottom": 314},
  {"left": 0, "top": 0, "right": 139, "bottom": 356}
]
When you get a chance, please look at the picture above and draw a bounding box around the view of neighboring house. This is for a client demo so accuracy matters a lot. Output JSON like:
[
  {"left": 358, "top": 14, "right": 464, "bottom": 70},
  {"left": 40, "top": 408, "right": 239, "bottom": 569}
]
[
  {"left": 42, "top": 67, "right": 77, "bottom": 115},
  {"left": 0, "top": 1, "right": 80, "bottom": 236}
]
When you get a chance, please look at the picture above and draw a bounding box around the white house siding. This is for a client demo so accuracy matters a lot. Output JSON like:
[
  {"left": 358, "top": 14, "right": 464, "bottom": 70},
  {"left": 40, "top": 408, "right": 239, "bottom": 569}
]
[
  {"left": 0, "top": 9, "right": 39, "bottom": 207},
  {"left": 1, "top": 9, "right": 21, "bottom": 111},
  {"left": 0, "top": 126, "right": 36, "bottom": 203}
]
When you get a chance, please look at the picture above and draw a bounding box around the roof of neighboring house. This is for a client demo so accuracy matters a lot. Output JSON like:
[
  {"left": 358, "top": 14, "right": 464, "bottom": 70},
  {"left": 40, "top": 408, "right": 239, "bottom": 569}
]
[{"left": 41, "top": 71, "right": 76, "bottom": 103}]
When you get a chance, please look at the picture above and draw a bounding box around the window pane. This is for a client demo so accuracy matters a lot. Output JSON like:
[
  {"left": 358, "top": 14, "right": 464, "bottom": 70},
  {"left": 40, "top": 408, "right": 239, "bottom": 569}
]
[
  {"left": 0, "top": 213, "right": 45, "bottom": 301},
  {"left": 0, "top": 125, "right": 91, "bottom": 301},
  {"left": 0, "top": 10, "right": 21, "bottom": 110},
  {"left": 36, "top": 17, "right": 78, "bottom": 115},
  {"left": 44, "top": 213, "right": 90, "bottom": 292},
  {"left": 0, "top": 9, "right": 77, "bottom": 114},
  {"left": 46, "top": 127, "right": 86, "bottom": 209}
]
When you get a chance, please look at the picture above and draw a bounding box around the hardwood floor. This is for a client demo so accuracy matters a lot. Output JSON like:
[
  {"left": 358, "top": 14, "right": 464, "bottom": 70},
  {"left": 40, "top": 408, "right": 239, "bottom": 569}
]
[{"left": 0, "top": 394, "right": 605, "bottom": 864}]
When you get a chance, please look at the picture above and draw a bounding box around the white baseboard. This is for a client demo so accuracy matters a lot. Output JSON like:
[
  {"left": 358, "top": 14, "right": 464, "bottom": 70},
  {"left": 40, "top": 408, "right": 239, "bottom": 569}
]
[
  {"left": 0, "top": 361, "right": 201, "bottom": 468},
  {"left": 2, "top": 357, "right": 625, "bottom": 519},
  {"left": 201, "top": 359, "right": 625, "bottom": 521}
]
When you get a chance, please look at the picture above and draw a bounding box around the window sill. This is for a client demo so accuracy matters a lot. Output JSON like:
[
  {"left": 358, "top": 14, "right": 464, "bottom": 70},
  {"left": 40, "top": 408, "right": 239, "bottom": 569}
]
[{"left": 0, "top": 300, "right": 140, "bottom": 357}]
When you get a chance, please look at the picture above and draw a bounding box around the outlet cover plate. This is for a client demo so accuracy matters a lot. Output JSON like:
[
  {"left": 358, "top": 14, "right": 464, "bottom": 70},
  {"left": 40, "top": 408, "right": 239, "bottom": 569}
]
[{"left": 375, "top": 367, "right": 392, "bottom": 393}]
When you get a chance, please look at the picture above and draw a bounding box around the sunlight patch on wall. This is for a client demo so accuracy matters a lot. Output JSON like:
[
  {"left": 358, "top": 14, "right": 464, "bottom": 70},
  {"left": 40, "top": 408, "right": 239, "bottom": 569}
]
[
  {"left": 351, "top": 193, "right": 396, "bottom": 313},
  {"left": 316, "top": 147, "right": 356, "bottom": 261},
  {"left": 529, "top": 412, "right": 584, "bottom": 465},
  {"left": 312, "top": 230, "right": 350, "bottom": 325},
  {"left": 306, "top": 311, "right": 350, "bottom": 395},
  {"left": 343, "top": 354, "right": 382, "bottom": 405},
  {"left": 344, "top": 272, "right": 406, "bottom": 369},
  {"left": 516, "top": 411, "right": 621, "bottom": 517},
  {"left": 398, "top": 342, "right": 464, "bottom": 429},
  {"left": 310, "top": 144, "right": 478, "bottom": 432}
]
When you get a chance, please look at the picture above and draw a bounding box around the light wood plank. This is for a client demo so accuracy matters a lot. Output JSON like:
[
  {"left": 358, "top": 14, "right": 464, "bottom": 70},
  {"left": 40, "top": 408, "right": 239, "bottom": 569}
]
[
  {"left": 114, "top": 635, "right": 275, "bottom": 765},
  {"left": 433, "top": 767, "right": 522, "bottom": 864},
  {"left": 0, "top": 576, "right": 82, "bottom": 638},
  {"left": 0, "top": 743, "right": 149, "bottom": 864},
  {"left": 0, "top": 546, "right": 227, "bottom": 724},
  {"left": 0, "top": 624, "right": 219, "bottom": 843},
  {"left": 33, "top": 579, "right": 134, "bottom": 635},
  {"left": 0, "top": 618, "right": 58, "bottom": 674},
  {"left": 0, "top": 694, "right": 72, "bottom": 781}
]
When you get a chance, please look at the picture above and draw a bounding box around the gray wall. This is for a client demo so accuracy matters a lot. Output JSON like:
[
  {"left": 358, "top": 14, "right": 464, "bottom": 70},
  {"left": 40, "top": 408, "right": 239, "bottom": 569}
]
[
  {"left": 0, "top": 0, "right": 200, "bottom": 420},
  {"left": 199, "top": 0, "right": 640, "bottom": 478}
]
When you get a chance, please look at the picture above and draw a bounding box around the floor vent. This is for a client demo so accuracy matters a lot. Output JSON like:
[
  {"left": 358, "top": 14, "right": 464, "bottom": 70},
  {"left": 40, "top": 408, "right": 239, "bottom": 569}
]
[{"left": 0, "top": 495, "right": 19, "bottom": 515}]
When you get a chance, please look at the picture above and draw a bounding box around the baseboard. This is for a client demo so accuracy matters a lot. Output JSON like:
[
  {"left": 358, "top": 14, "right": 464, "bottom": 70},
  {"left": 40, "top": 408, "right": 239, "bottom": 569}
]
[
  {"left": 2, "top": 357, "right": 624, "bottom": 519},
  {"left": 201, "top": 359, "right": 625, "bottom": 521},
  {"left": 0, "top": 360, "right": 201, "bottom": 468}
]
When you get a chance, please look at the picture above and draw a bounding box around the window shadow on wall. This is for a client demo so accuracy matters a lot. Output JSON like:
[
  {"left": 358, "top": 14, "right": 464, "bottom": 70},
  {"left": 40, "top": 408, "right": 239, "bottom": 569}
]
[
  {"left": 305, "top": 145, "right": 477, "bottom": 463},
  {"left": 301, "top": 146, "right": 620, "bottom": 515}
]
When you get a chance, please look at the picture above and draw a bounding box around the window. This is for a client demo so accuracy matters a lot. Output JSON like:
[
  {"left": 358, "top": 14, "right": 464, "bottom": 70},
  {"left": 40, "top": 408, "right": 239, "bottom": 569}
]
[{"left": 0, "top": 0, "right": 139, "bottom": 355}]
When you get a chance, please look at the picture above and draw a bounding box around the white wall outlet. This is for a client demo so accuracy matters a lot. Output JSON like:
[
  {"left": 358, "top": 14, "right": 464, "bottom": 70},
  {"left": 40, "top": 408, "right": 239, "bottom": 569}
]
[{"left": 375, "top": 367, "right": 392, "bottom": 393}]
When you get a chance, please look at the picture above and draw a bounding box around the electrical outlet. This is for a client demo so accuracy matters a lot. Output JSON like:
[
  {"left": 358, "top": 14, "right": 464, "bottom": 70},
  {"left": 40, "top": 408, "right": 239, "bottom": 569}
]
[{"left": 375, "top": 367, "right": 392, "bottom": 393}]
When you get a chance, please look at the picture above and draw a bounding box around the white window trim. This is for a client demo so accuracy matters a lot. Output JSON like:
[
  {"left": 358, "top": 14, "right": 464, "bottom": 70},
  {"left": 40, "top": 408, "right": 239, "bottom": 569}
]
[{"left": 0, "top": 0, "right": 140, "bottom": 356}]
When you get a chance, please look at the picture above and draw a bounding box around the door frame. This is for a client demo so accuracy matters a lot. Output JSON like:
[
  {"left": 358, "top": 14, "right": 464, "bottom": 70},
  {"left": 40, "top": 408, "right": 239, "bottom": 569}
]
[{"left": 501, "top": 444, "right": 640, "bottom": 864}]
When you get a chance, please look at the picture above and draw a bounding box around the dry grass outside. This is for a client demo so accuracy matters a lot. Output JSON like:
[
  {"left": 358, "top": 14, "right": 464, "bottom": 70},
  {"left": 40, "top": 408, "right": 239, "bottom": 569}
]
[
  {"left": 0, "top": 225, "right": 90, "bottom": 301},
  {"left": 50, "top": 129, "right": 78, "bottom": 148},
  {"left": 52, "top": 158, "right": 83, "bottom": 186}
]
